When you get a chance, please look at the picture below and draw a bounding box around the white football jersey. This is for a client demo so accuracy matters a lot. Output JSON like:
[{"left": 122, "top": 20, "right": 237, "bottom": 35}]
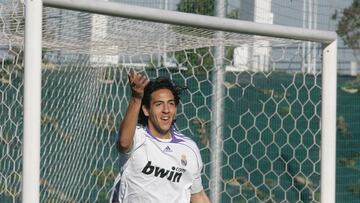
[{"left": 110, "top": 126, "right": 204, "bottom": 203}]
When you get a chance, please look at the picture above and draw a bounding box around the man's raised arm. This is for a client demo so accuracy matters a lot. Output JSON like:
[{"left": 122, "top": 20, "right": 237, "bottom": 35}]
[{"left": 117, "top": 72, "right": 149, "bottom": 152}]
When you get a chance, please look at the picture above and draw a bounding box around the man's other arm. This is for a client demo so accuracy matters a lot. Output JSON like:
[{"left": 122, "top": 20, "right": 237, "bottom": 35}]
[{"left": 191, "top": 190, "right": 211, "bottom": 203}]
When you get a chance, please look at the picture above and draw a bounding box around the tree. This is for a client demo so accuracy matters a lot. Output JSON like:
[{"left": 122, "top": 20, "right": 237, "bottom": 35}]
[
  {"left": 177, "top": 0, "right": 215, "bottom": 16},
  {"left": 174, "top": 0, "right": 239, "bottom": 73},
  {"left": 337, "top": 0, "right": 360, "bottom": 63}
]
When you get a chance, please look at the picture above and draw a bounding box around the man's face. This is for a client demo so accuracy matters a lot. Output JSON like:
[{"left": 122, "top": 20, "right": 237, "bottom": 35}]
[{"left": 143, "top": 88, "right": 177, "bottom": 138}]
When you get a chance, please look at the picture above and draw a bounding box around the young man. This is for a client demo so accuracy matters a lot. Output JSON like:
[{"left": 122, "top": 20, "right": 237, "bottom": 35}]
[{"left": 110, "top": 72, "right": 211, "bottom": 203}]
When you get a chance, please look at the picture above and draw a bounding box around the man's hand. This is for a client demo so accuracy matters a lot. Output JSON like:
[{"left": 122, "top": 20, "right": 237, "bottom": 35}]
[{"left": 128, "top": 71, "right": 150, "bottom": 99}]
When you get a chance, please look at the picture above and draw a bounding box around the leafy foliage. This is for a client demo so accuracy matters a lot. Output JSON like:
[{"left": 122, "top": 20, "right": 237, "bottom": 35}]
[
  {"left": 175, "top": 0, "right": 240, "bottom": 72},
  {"left": 177, "top": 0, "right": 215, "bottom": 16},
  {"left": 337, "top": 0, "right": 360, "bottom": 59}
]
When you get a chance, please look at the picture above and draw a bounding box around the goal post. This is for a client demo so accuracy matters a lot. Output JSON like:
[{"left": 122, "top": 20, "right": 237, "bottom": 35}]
[
  {"left": 23, "top": 0, "right": 42, "bottom": 202},
  {"left": 321, "top": 40, "right": 337, "bottom": 203},
  {"left": 18, "top": 0, "right": 337, "bottom": 203}
]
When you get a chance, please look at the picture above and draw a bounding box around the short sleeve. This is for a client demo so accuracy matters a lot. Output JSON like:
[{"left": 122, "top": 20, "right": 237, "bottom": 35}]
[
  {"left": 190, "top": 147, "right": 204, "bottom": 194},
  {"left": 123, "top": 126, "right": 146, "bottom": 155}
]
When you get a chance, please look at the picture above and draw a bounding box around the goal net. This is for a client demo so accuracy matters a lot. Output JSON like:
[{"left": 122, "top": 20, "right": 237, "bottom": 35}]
[{"left": 0, "top": 0, "right": 335, "bottom": 202}]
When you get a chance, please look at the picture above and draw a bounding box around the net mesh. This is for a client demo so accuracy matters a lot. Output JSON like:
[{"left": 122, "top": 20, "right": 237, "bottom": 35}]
[{"left": 0, "top": 0, "right": 329, "bottom": 202}]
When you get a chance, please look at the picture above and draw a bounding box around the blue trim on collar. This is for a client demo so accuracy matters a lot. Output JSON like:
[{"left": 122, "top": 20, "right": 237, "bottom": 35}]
[{"left": 144, "top": 126, "right": 184, "bottom": 143}]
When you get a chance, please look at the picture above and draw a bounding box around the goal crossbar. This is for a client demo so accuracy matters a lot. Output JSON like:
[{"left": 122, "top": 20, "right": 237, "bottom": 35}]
[
  {"left": 23, "top": 0, "right": 337, "bottom": 203},
  {"left": 42, "top": 0, "right": 337, "bottom": 44}
]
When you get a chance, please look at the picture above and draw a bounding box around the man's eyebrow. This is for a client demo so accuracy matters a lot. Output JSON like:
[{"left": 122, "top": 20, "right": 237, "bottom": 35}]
[
  {"left": 152, "top": 99, "right": 175, "bottom": 103},
  {"left": 152, "top": 100, "right": 165, "bottom": 104}
]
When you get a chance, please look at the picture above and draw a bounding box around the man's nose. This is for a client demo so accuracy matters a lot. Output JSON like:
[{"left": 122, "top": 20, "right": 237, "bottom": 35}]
[{"left": 163, "top": 104, "right": 170, "bottom": 113}]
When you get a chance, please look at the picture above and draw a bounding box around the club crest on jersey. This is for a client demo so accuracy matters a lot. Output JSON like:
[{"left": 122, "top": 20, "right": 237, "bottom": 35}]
[{"left": 181, "top": 154, "right": 187, "bottom": 166}]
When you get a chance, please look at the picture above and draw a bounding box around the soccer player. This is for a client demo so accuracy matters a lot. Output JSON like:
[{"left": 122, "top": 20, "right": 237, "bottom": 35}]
[{"left": 110, "top": 72, "right": 211, "bottom": 203}]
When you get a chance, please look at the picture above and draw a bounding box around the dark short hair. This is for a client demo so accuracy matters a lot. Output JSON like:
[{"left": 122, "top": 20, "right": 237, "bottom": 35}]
[{"left": 138, "top": 77, "right": 184, "bottom": 126}]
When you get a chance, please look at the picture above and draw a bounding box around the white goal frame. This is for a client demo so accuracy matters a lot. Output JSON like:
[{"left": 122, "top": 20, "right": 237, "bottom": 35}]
[{"left": 24, "top": 0, "right": 337, "bottom": 202}]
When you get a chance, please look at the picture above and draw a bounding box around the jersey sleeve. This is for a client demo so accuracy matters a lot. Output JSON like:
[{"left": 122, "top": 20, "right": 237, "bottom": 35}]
[
  {"left": 123, "top": 126, "right": 146, "bottom": 155},
  {"left": 190, "top": 145, "right": 204, "bottom": 194}
]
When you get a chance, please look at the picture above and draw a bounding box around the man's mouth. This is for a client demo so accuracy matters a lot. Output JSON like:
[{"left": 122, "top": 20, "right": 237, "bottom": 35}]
[{"left": 161, "top": 116, "right": 170, "bottom": 121}]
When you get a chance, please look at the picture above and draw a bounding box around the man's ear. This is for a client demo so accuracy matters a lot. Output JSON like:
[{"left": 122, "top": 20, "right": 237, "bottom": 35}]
[{"left": 142, "top": 105, "right": 149, "bottom": 116}]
